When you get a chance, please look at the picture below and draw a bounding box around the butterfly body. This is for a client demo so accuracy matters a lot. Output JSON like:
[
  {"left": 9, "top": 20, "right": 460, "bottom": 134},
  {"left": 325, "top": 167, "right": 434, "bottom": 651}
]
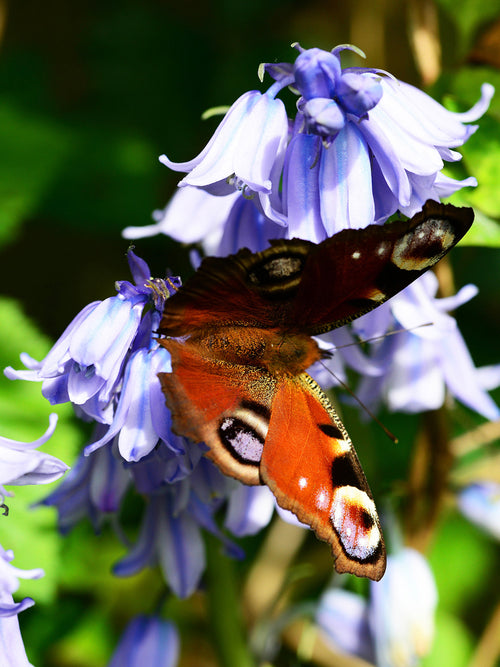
[
  {"left": 158, "top": 201, "right": 474, "bottom": 580},
  {"left": 187, "top": 325, "right": 323, "bottom": 374}
]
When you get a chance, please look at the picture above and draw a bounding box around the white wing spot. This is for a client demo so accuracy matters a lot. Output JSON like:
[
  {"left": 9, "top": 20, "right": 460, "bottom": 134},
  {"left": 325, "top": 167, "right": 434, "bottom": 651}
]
[
  {"left": 351, "top": 251, "right": 361, "bottom": 260},
  {"left": 315, "top": 487, "right": 330, "bottom": 511},
  {"left": 377, "top": 244, "right": 387, "bottom": 256},
  {"left": 299, "top": 476, "right": 308, "bottom": 490}
]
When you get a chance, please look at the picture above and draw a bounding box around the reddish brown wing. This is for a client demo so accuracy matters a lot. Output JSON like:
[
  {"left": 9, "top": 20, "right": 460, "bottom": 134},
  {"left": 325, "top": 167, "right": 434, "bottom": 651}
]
[
  {"left": 159, "top": 239, "right": 314, "bottom": 337},
  {"left": 160, "top": 201, "right": 473, "bottom": 338},
  {"left": 291, "top": 200, "right": 473, "bottom": 334}
]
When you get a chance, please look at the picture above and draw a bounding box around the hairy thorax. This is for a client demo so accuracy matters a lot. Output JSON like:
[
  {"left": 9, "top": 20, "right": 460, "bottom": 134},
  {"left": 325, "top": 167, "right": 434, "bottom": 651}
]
[{"left": 188, "top": 326, "right": 322, "bottom": 376}]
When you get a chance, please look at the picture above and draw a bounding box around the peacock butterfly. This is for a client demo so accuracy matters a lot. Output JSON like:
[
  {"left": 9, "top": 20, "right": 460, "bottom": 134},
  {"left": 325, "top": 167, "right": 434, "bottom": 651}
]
[{"left": 158, "top": 200, "right": 473, "bottom": 581}]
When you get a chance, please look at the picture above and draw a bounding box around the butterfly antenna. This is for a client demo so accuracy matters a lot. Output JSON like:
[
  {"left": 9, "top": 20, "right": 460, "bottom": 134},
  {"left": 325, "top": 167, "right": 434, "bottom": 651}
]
[
  {"left": 319, "top": 361, "right": 399, "bottom": 444},
  {"left": 332, "top": 323, "right": 433, "bottom": 351}
]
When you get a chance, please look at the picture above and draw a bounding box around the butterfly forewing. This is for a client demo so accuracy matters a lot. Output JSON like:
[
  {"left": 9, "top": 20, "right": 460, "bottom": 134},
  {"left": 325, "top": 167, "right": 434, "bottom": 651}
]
[
  {"left": 159, "top": 240, "right": 314, "bottom": 337},
  {"left": 260, "top": 374, "right": 386, "bottom": 580}
]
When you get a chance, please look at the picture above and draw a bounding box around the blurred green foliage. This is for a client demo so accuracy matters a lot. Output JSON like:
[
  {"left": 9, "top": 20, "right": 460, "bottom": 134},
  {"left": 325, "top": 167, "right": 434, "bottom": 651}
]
[{"left": 0, "top": 1, "right": 500, "bottom": 666}]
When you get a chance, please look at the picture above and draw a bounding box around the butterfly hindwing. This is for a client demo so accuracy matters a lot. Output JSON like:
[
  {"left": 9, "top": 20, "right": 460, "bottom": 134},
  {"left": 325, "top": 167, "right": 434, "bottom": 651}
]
[
  {"left": 260, "top": 374, "right": 385, "bottom": 580},
  {"left": 159, "top": 338, "right": 276, "bottom": 485},
  {"left": 291, "top": 200, "right": 474, "bottom": 333}
]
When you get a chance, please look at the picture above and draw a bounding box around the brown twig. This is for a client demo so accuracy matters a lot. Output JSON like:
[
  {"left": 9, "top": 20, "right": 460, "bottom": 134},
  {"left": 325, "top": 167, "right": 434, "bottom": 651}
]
[{"left": 468, "top": 600, "right": 500, "bottom": 667}]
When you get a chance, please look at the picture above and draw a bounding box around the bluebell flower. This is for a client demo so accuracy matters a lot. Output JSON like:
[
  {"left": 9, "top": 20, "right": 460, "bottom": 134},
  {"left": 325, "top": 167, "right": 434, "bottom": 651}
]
[
  {"left": 5, "top": 252, "right": 179, "bottom": 426},
  {"left": 153, "top": 43, "right": 491, "bottom": 244},
  {"left": 112, "top": 455, "right": 275, "bottom": 598},
  {"left": 316, "top": 588, "right": 374, "bottom": 663},
  {"left": 108, "top": 615, "right": 179, "bottom": 667},
  {"left": 0, "top": 544, "right": 44, "bottom": 667},
  {"left": 5, "top": 249, "right": 278, "bottom": 600},
  {"left": 317, "top": 547, "right": 437, "bottom": 667},
  {"left": 370, "top": 548, "right": 437, "bottom": 667},
  {"left": 458, "top": 482, "right": 500, "bottom": 540},
  {"left": 41, "top": 441, "right": 130, "bottom": 533},
  {"left": 160, "top": 90, "right": 289, "bottom": 223},
  {"left": 0, "top": 414, "right": 68, "bottom": 500},
  {"left": 352, "top": 272, "right": 500, "bottom": 420},
  {"left": 123, "top": 185, "right": 286, "bottom": 258}
]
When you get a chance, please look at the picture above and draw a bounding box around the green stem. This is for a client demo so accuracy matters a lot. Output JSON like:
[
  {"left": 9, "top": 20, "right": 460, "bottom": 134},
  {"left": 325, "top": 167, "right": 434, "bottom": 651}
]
[{"left": 205, "top": 534, "right": 256, "bottom": 667}]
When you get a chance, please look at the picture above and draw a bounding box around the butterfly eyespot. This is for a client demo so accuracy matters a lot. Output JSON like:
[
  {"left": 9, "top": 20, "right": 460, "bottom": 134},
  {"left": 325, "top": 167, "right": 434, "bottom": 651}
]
[
  {"left": 219, "top": 417, "right": 264, "bottom": 465},
  {"left": 330, "top": 487, "right": 381, "bottom": 562}
]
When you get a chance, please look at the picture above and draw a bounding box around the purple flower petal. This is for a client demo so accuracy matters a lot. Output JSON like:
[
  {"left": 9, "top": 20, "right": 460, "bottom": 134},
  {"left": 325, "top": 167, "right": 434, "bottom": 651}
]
[
  {"left": 319, "top": 123, "right": 374, "bottom": 233},
  {"left": 127, "top": 250, "right": 151, "bottom": 286},
  {"left": 40, "top": 302, "right": 100, "bottom": 377},
  {"left": 234, "top": 93, "right": 288, "bottom": 194},
  {"left": 337, "top": 72, "right": 382, "bottom": 116},
  {"left": 0, "top": 596, "right": 33, "bottom": 667},
  {"left": 369, "top": 548, "right": 437, "bottom": 667},
  {"left": 108, "top": 616, "right": 180, "bottom": 667},
  {"left": 216, "top": 195, "right": 286, "bottom": 256},
  {"left": 316, "top": 589, "right": 374, "bottom": 663},
  {"left": 157, "top": 496, "right": 205, "bottom": 598},
  {"left": 69, "top": 296, "right": 144, "bottom": 382},
  {"left": 224, "top": 484, "right": 274, "bottom": 536},
  {"left": 458, "top": 482, "right": 500, "bottom": 540},
  {"left": 284, "top": 133, "right": 325, "bottom": 242},
  {"left": 0, "top": 415, "right": 68, "bottom": 488},
  {"left": 123, "top": 186, "right": 239, "bottom": 246},
  {"left": 294, "top": 48, "right": 340, "bottom": 100}
]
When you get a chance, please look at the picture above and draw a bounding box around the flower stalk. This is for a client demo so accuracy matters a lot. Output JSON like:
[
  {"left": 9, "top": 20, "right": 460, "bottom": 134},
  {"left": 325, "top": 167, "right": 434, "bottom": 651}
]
[{"left": 205, "top": 533, "right": 256, "bottom": 667}]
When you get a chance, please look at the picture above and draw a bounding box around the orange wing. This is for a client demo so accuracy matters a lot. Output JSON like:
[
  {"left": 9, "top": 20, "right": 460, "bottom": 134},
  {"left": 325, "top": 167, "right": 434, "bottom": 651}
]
[
  {"left": 159, "top": 338, "right": 385, "bottom": 579},
  {"left": 260, "top": 374, "right": 386, "bottom": 580},
  {"left": 159, "top": 338, "right": 276, "bottom": 486}
]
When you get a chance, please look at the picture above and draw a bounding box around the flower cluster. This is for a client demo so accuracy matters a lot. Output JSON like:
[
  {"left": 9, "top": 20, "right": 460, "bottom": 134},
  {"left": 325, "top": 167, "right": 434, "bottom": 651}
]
[
  {"left": 5, "top": 249, "right": 277, "bottom": 662},
  {"left": 125, "top": 43, "right": 498, "bottom": 421},
  {"left": 124, "top": 43, "right": 493, "bottom": 248},
  {"left": 6, "top": 251, "right": 275, "bottom": 598},
  {"left": 3, "top": 40, "right": 498, "bottom": 667}
]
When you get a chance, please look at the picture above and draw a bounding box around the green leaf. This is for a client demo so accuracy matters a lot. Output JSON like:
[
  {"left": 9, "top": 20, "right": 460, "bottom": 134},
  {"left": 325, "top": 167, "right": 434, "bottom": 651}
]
[
  {"left": 423, "top": 608, "right": 474, "bottom": 667},
  {"left": 438, "top": 68, "right": 500, "bottom": 221},
  {"left": 459, "top": 207, "right": 500, "bottom": 247},
  {"left": 447, "top": 190, "right": 500, "bottom": 247},
  {"left": 0, "top": 104, "right": 71, "bottom": 249},
  {"left": 435, "top": 0, "right": 500, "bottom": 54},
  {"left": 429, "top": 513, "right": 497, "bottom": 614}
]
